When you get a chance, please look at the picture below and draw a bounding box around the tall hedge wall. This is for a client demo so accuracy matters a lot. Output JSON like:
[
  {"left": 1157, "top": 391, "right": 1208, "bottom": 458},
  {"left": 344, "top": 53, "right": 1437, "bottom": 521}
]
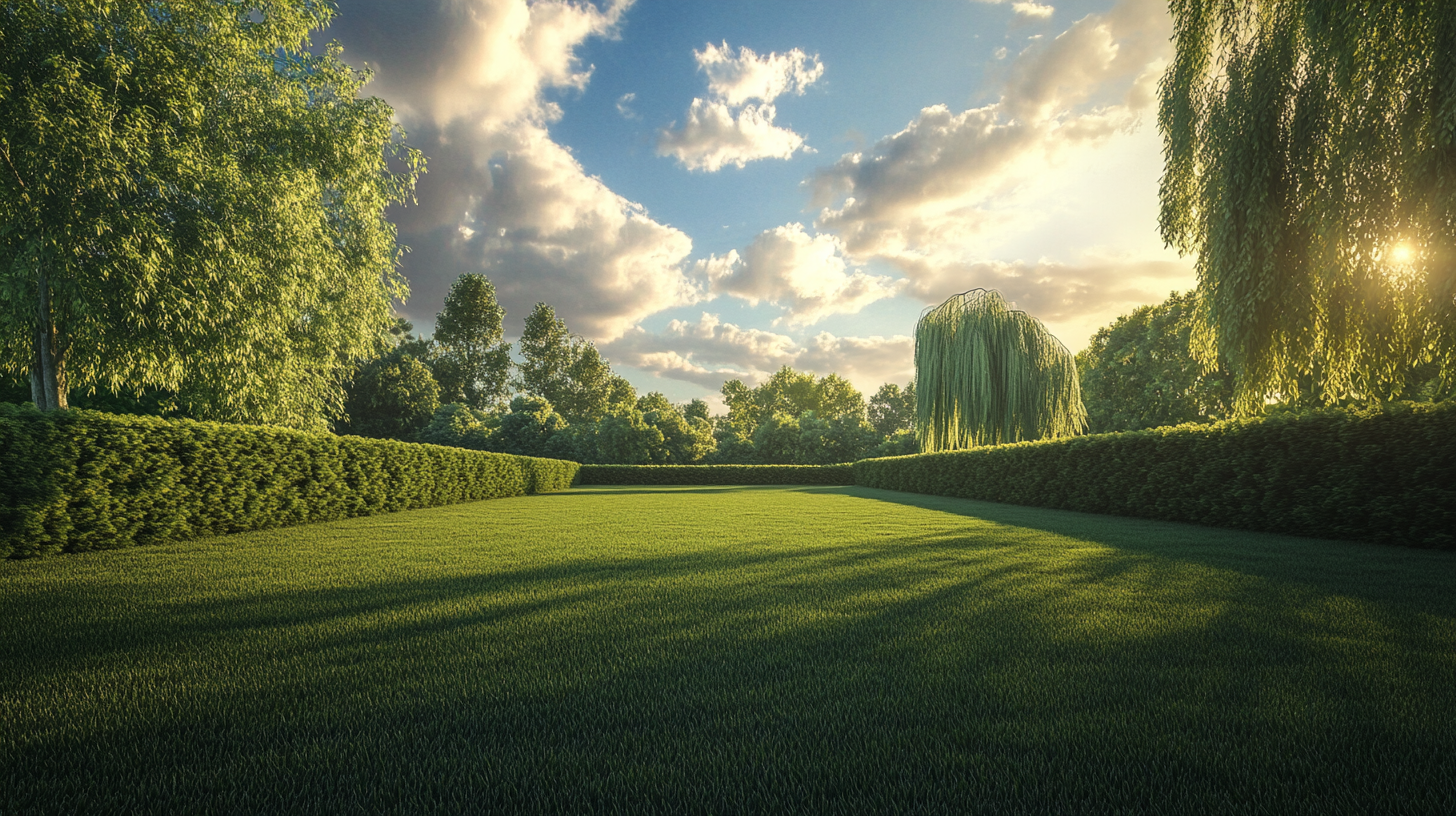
[
  {"left": 577, "top": 464, "right": 854, "bottom": 486},
  {"left": 0, "top": 405, "right": 579, "bottom": 559},
  {"left": 853, "top": 402, "right": 1455, "bottom": 548}
]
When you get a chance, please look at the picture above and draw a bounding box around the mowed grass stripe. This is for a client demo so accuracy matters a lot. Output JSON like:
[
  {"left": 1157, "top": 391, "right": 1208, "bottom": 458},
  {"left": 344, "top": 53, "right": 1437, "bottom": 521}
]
[{"left": 2, "top": 486, "right": 1453, "bottom": 815}]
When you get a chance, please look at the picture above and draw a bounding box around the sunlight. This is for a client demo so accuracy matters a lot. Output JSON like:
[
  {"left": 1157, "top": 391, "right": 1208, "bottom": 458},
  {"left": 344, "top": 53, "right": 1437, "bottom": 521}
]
[{"left": 1388, "top": 242, "right": 1415, "bottom": 264}]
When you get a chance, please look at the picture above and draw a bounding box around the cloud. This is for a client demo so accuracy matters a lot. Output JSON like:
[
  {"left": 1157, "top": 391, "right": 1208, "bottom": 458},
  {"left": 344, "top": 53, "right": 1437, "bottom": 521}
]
[
  {"left": 656, "top": 100, "right": 810, "bottom": 171},
  {"left": 796, "top": 333, "right": 916, "bottom": 393},
  {"left": 615, "top": 92, "right": 638, "bottom": 119},
  {"left": 694, "top": 41, "right": 824, "bottom": 107},
  {"left": 702, "top": 224, "right": 902, "bottom": 326},
  {"left": 1012, "top": 2, "right": 1055, "bottom": 19},
  {"left": 658, "top": 41, "right": 823, "bottom": 171},
  {"left": 601, "top": 313, "right": 913, "bottom": 395},
  {"left": 809, "top": 0, "right": 1174, "bottom": 328},
  {"left": 886, "top": 253, "right": 1194, "bottom": 348},
  {"left": 603, "top": 313, "right": 800, "bottom": 387},
  {"left": 327, "top": 0, "right": 701, "bottom": 341},
  {"left": 330, "top": 0, "right": 631, "bottom": 130}
]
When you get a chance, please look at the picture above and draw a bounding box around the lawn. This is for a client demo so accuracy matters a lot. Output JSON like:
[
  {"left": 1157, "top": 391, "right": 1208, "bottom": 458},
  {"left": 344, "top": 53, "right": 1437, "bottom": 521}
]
[{"left": 2, "top": 485, "right": 1453, "bottom": 815}]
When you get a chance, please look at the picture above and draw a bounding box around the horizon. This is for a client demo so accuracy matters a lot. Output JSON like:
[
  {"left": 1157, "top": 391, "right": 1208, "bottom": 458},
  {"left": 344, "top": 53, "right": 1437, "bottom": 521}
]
[{"left": 326, "top": 0, "right": 1192, "bottom": 410}]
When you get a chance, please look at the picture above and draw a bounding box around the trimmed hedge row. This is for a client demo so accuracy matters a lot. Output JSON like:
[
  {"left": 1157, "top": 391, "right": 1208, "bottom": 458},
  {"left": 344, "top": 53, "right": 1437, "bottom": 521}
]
[
  {"left": 853, "top": 402, "right": 1456, "bottom": 548},
  {"left": 576, "top": 464, "right": 855, "bottom": 486},
  {"left": 0, "top": 405, "right": 579, "bottom": 559}
]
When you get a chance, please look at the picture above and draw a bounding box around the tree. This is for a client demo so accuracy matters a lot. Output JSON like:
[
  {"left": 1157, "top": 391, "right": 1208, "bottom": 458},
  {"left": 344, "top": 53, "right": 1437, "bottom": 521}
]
[
  {"left": 595, "top": 406, "right": 666, "bottom": 465},
  {"left": 636, "top": 393, "right": 714, "bottom": 464},
  {"left": 0, "top": 2, "right": 423, "bottom": 425},
  {"left": 434, "top": 274, "right": 511, "bottom": 412},
  {"left": 339, "top": 349, "right": 440, "bottom": 440},
  {"left": 814, "top": 374, "right": 867, "bottom": 421},
  {"left": 1076, "top": 291, "right": 1235, "bottom": 433},
  {"left": 754, "top": 367, "right": 821, "bottom": 420},
  {"left": 517, "top": 303, "right": 632, "bottom": 422},
  {"left": 417, "top": 402, "right": 497, "bottom": 449},
  {"left": 868, "top": 381, "right": 916, "bottom": 438},
  {"left": 752, "top": 414, "right": 802, "bottom": 464},
  {"left": 1160, "top": 0, "right": 1456, "bottom": 413},
  {"left": 915, "top": 289, "right": 1086, "bottom": 452},
  {"left": 683, "top": 399, "right": 711, "bottom": 422},
  {"left": 487, "top": 395, "right": 567, "bottom": 458},
  {"left": 797, "top": 412, "right": 878, "bottom": 464}
]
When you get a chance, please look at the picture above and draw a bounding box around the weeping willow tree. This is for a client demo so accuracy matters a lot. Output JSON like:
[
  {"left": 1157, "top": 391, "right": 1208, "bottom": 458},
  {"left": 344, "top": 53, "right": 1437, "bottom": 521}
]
[
  {"left": 914, "top": 289, "right": 1086, "bottom": 452},
  {"left": 1160, "top": 0, "right": 1456, "bottom": 414}
]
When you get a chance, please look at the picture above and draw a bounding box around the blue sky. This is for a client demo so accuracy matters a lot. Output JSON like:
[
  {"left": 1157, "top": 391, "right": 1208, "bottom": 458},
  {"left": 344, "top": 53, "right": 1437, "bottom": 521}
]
[{"left": 329, "top": 0, "right": 1192, "bottom": 409}]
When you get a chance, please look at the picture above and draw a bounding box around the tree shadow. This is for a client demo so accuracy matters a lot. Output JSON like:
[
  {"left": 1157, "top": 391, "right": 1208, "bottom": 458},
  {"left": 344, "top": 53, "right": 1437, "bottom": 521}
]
[{"left": 812, "top": 485, "right": 1456, "bottom": 618}]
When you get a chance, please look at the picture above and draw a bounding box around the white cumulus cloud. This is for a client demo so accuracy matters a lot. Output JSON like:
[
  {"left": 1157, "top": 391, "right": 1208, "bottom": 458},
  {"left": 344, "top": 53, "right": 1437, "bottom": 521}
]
[
  {"left": 704, "top": 223, "right": 903, "bottom": 326},
  {"left": 657, "top": 100, "right": 809, "bottom": 171},
  {"left": 1012, "top": 2, "right": 1055, "bottom": 19},
  {"left": 658, "top": 41, "right": 823, "bottom": 172},
  {"left": 809, "top": 0, "right": 1176, "bottom": 336},
  {"left": 695, "top": 41, "right": 824, "bottom": 107},
  {"left": 328, "top": 0, "right": 702, "bottom": 341}
]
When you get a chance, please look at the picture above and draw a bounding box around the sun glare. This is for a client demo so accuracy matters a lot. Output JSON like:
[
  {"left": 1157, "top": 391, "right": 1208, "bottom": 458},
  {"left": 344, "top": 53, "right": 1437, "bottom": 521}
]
[{"left": 1388, "top": 242, "right": 1415, "bottom": 264}]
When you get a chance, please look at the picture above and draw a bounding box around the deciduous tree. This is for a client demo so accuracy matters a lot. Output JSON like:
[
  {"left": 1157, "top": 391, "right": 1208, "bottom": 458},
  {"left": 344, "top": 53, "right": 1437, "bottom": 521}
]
[
  {"left": 434, "top": 274, "right": 511, "bottom": 412},
  {"left": 1076, "top": 291, "right": 1234, "bottom": 432},
  {"left": 0, "top": 1, "right": 422, "bottom": 425}
]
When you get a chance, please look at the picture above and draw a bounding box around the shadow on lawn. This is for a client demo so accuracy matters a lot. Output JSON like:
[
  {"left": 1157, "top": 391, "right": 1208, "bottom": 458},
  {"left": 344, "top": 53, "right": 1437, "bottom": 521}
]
[
  {"left": 787, "top": 484, "right": 1456, "bottom": 620},
  {"left": 4, "top": 484, "right": 1456, "bottom": 815},
  {"left": 555, "top": 485, "right": 785, "bottom": 496}
]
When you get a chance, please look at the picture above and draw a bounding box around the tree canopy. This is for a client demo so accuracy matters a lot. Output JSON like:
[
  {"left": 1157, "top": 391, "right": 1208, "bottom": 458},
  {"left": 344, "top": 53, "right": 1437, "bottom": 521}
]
[
  {"left": 1076, "top": 291, "right": 1234, "bottom": 433},
  {"left": 0, "top": 1, "right": 423, "bottom": 426},
  {"left": 517, "top": 303, "right": 634, "bottom": 422},
  {"left": 915, "top": 289, "right": 1085, "bottom": 452},
  {"left": 1160, "top": 0, "right": 1456, "bottom": 413},
  {"left": 433, "top": 274, "right": 511, "bottom": 412}
]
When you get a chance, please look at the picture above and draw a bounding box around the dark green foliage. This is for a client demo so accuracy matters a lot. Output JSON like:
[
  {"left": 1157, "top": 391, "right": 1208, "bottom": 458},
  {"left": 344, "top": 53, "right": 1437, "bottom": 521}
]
[
  {"left": 486, "top": 395, "right": 568, "bottom": 458},
  {"left": 1076, "top": 291, "right": 1235, "bottom": 432},
  {"left": 854, "top": 401, "right": 1456, "bottom": 548},
  {"left": 796, "top": 412, "right": 880, "bottom": 464},
  {"left": 0, "top": 404, "right": 577, "bottom": 559},
  {"left": 576, "top": 464, "right": 854, "bottom": 486},
  {"left": 416, "top": 402, "right": 496, "bottom": 449},
  {"left": 867, "top": 428, "right": 918, "bottom": 458},
  {"left": 339, "top": 349, "right": 441, "bottom": 440},
  {"left": 592, "top": 407, "right": 666, "bottom": 465}
]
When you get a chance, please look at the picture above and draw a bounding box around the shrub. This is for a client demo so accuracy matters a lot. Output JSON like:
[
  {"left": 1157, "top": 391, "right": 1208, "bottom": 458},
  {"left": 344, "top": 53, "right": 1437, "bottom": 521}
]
[
  {"left": 853, "top": 401, "right": 1456, "bottom": 548},
  {"left": 576, "top": 464, "right": 854, "bottom": 486},
  {"left": 0, "top": 405, "right": 578, "bottom": 558}
]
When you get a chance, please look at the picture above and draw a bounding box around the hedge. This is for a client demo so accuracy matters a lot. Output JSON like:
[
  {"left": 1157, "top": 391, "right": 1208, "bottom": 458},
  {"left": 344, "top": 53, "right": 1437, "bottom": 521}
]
[
  {"left": 576, "top": 464, "right": 855, "bottom": 486},
  {"left": 0, "top": 405, "right": 579, "bottom": 559},
  {"left": 853, "top": 401, "right": 1456, "bottom": 548}
]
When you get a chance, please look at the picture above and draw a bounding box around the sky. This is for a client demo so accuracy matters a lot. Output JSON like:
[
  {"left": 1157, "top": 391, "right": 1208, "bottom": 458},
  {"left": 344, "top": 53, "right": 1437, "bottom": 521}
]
[{"left": 325, "top": 0, "right": 1194, "bottom": 410}]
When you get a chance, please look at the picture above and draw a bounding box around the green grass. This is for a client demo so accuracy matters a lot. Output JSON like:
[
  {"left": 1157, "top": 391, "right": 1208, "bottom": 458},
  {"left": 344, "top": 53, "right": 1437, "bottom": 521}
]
[{"left": 2, "top": 486, "right": 1453, "bottom": 815}]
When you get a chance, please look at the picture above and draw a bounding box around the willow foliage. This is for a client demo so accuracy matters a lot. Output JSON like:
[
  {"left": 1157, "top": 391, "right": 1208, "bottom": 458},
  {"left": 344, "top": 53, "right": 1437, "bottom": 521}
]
[
  {"left": 914, "top": 289, "right": 1086, "bottom": 452},
  {"left": 1160, "top": 0, "right": 1456, "bottom": 413}
]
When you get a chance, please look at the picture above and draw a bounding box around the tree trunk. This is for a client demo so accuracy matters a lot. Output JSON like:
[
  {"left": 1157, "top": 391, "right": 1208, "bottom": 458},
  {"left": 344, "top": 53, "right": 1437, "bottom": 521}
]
[{"left": 32, "top": 266, "right": 67, "bottom": 411}]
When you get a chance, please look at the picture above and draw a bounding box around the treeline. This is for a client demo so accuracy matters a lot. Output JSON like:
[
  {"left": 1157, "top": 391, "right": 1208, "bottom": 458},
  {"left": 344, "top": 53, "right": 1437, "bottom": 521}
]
[
  {"left": 336, "top": 274, "right": 918, "bottom": 465},
  {"left": 1076, "top": 291, "right": 1452, "bottom": 434}
]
